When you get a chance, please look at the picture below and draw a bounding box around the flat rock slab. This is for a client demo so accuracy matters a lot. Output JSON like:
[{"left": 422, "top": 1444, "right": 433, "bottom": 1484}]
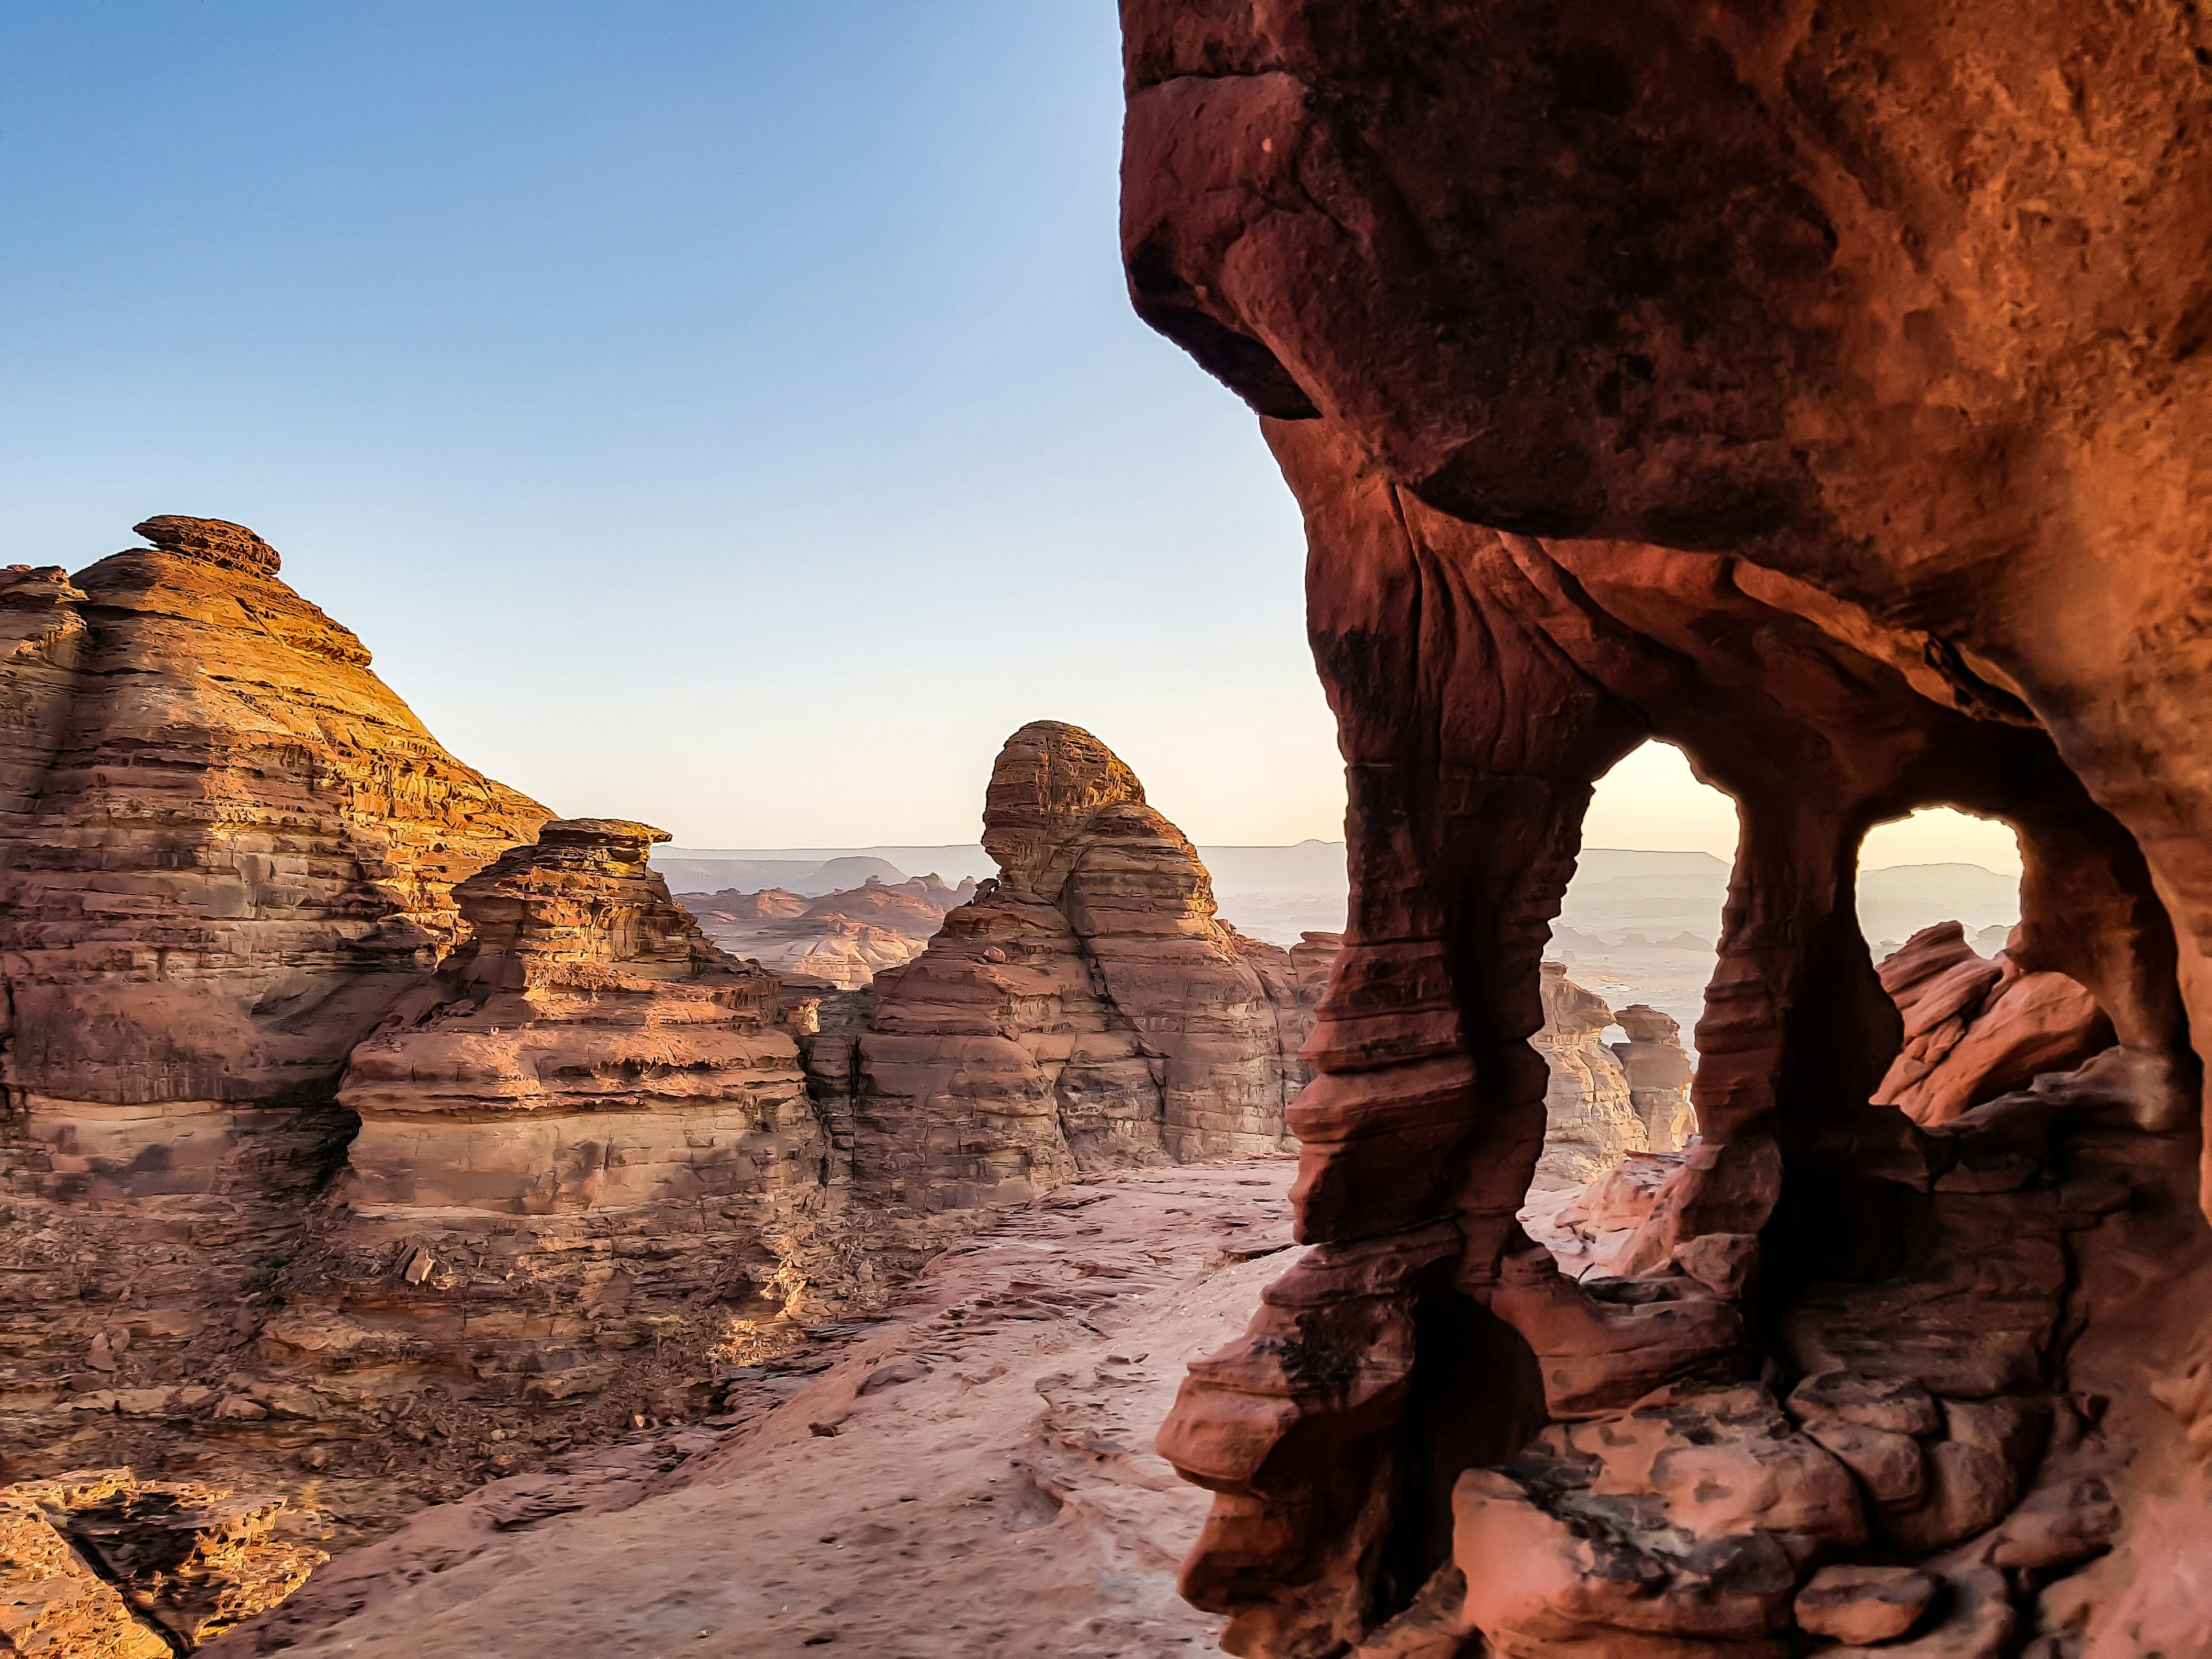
[{"left": 216, "top": 1156, "right": 1300, "bottom": 1659}]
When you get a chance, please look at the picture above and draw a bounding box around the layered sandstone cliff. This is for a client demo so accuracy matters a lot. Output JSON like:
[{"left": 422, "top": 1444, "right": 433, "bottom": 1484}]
[
  {"left": 1530, "top": 962, "right": 1650, "bottom": 1188},
  {"left": 254, "top": 819, "right": 825, "bottom": 1419},
  {"left": 1123, "top": 12, "right": 2212, "bottom": 1656},
  {"left": 828, "top": 721, "right": 1327, "bottom": 1214},
  {"left": 1, "top": 516, "right": 547, "bottom": 1122},
  {"left": 0, "top": 517, "right": 551, "bottom": 1550}
]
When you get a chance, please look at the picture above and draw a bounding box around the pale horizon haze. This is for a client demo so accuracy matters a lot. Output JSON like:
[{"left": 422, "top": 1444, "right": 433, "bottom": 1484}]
[{"left": 2, "top": 4, "right": 2017, "bottom": 873}]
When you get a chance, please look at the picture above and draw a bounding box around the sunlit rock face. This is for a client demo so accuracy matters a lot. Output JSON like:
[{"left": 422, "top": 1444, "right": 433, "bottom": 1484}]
[
  {"left": 0, "top": 516, "right": 548, "bottom": 1124},
  {"left": 1529, "top": 961, "right": 1692, "bottom": 1190},
  {"left": 1124, "top": 8, "right": 2212, "bottom": 1654},
  {"left": 279, "top": 818, "right": 828, "bottom": 1405},
  {"left": 839, "top": 721, "right": 1329, "bottom": 1213},
  {"left": 1876, "top": 921, "right": 2113, "bottom": 1126},
  {"left": 0, "top": 517, "right": 551, "bottom": 1529}
]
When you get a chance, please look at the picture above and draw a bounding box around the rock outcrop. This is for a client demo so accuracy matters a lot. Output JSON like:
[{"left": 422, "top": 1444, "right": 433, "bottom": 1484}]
[
  {"left": 1528, "top": 963, "right": 1648, "bottom": 1188},
  {"left": 827, "top": 722, "right": 1328, "bottom": 1214},
  {"left": 1, "top": 516, "right": 547, "bottom": 1119},
  {"left": 1123, "top": 12, "right": 2212, "bottom": 1656},
  {"left": 1612, "top": 1002, "right": 1698, "bottom": 1150},
  {"left": 1876, "top": 922, "right": 2113, "bottom": 1126},
  {"left": 267, "top": 819, "right": 826, "bottom": 1415},
  {"left": 0, "top": 518, "right": 550, "bottom": 1560},
  {"left": 0, "top": 1468, "right": 323, "bottom": 1654}
]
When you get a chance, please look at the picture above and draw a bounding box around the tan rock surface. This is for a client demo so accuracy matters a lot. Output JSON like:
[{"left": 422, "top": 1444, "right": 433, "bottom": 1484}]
[
  {"left": 1612, "top": 1003, "right": 1696, "bottom": 1150},
  {"left": 1528, "top": 962, "right": 1649, "bottom": 1188},
  {"left": 216, "top": 1158, "right": 1298, "bottom": 1659},
  {"left": 842, "top": 722, "right": 1327, "bottom": 1213},
  {"left": 0, "top": 517, "right": 550, "bottom": 1556},
  {"left": 275, "top": 818, "right": 828, "bottom": 1416},
  {"left": 2, "top": 1468, "right": 321, "bottom": 1654}
]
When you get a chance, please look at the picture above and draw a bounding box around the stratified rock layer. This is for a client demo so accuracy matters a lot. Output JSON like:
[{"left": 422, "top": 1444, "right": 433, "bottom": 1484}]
[
  {"left": 1, "top": 516, "right": 547, "bottom": 1119},
  {"left": 0, "top": 518, "right": 550, "bottom": 1551},
  {"left": 836, "top": 722, "right": 1327, "bottom": 1213},
  {"left": 1122, "top": 12, "right": 2212, "bottom": 1656},
  {"left": 275, "top": 819, "right": 827, "bottom": 1411},
  {"left": 1529, "top": 962, "right": 1654, "bottom": 1188},
  {"left": 1876, "top": 922, "right": 2113, "bottom": 1126}
]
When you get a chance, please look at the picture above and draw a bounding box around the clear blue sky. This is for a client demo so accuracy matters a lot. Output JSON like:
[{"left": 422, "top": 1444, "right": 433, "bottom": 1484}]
[
  {"left": 0, "top": 3, "right": 2013, "bottom": 869},
  {"left": 0, "top": 1, "right": 1341, "bottom": 844}
]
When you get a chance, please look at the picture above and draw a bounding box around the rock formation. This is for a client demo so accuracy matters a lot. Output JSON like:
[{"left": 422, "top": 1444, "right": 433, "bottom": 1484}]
[
  {"left": 1528, "top": 962, "right": 1648, "bottom": 1188},
  {"left": 0, "top": 517, "right": 551, "bottom": 1559},
  {"left": 681, "top": 874, "right": 970, "bottom": 990},
  {"left": 1123, "top": 11, "right": 2212, "bottom": 1655},
  {"left": 0, "top": 1468, "right": 323, "bottom": 1654},
  {"left": 3, "top": 543, "right": 1342, "bottom": 1580},
  {"left": 1, "top": 516, "right": 547, "bottom": 1116},
  {"left": 1876, "top": 922, "right": 2113, "bottom": 1126},
  {"left": 260, "top": 818, "right": 826, "bottom": 1416},
  {"left": 1612, "top": 1002, "right": 1698, "bottom": 1151},
  {"left": 824, "top": 721, "right": 1330, "bottom": 1214}
]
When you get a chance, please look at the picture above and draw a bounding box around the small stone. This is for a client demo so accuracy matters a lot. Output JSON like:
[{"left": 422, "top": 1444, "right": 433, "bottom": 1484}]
[{"left": 1796, "top": 1565, "right": 1939, "bottom": 1643}]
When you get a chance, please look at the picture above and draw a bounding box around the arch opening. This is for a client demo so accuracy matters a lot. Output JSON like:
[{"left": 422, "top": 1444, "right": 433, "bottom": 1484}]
[
  {"left": 1524, "top": 740, "right": 1737, "bottom": 1274},
  {"left": 1857, "top": 805, "right": 2023, "bottom": 963}
]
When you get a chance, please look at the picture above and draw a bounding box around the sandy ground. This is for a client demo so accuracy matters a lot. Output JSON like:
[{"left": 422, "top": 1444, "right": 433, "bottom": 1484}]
[{"left": 216, "top": 1157, "right": 1300, "bottom": 1659}]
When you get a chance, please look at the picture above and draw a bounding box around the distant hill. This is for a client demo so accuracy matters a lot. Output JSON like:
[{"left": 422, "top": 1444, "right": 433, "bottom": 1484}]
[{"left": 652, "top": 840, "right": 2021, "bottom": 976}]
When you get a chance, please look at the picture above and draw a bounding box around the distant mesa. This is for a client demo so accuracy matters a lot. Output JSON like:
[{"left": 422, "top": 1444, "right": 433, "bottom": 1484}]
[{"left": 679, "top": 871, "right": 976, "bottom": 990}]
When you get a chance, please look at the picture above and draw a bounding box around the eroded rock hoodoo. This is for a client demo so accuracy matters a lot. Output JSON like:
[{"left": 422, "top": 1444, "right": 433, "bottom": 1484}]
[
  {"left": 824, "top": 720, "right": 1327, "bottom": 1214},
  {"left": 265, "top": 818, "right": 827, "bottom": 1409},
  {"left": 1123, "top": 8, "right": 2212, "bottom": 1656}
]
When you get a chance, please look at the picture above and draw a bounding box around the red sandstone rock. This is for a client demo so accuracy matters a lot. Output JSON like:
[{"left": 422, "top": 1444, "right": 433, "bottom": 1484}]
[
  {"left": 1794, "top": 1565, "right": 1938, "bottom": 1644},
  {"left": 1120, "top": 9, "right": 2212, "bottom": 1653},
  {"left": 0, "top": 518, "right": 551, "bottom": 1554},
  {"left": 1874, "top": 924, "right": 2113, "bottom": 1125},
  {"left": 290, "top": 819, "right": 825, "bottom": 1402}
]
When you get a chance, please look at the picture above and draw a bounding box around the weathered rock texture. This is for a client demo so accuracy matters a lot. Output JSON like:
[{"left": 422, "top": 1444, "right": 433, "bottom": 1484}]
[
  {"left": 214, "top": 1158, "right": 1299, "bottom": 1659},
  {"left": 1123, "top": 11, "right": 2212, "bottom": 1656},
  {"left": 1877, "top": 921, "right": 2113, "bottom": 1126},
  {"left": 260, "top": 818, "right": 827, "bottom": 1418},
  {"left": 1, "top": 516, "right": 547, "bottom": 1119},
  {"left": 825, "top": 722, "right": 1330, "bottom": 1215},
  {"left": 0, "top": 518, "right": 553, "bottom": 1558},
  {"left": 1613, "top": 1002, "right": 1699, "bottom": 1152},
  {"left": 0, "top": 1468, "right": 322, "bottom": 1654},
  {"left": 1529, "top": 962, "right": 1692, "bottom": 1189}
]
